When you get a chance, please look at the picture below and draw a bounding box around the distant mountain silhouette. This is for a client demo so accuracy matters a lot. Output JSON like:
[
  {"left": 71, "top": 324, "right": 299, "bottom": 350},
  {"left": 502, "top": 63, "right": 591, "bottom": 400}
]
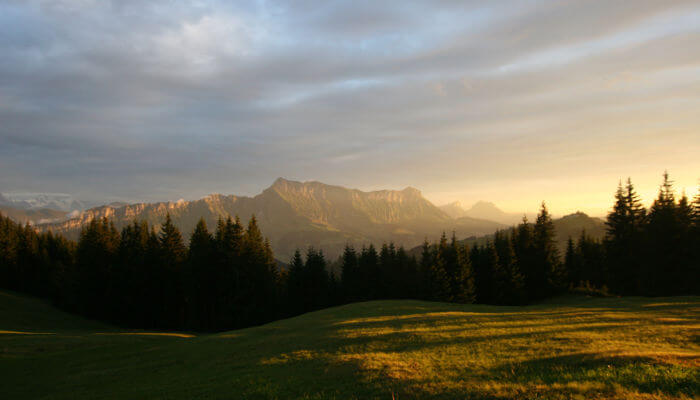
[
  {"left": 0, "top": 192, "right": 89, "bottom": 212},
  {"left": 39, "top": 178, "right": 506, "bottom": 260},
  {"left": 413, "top": 211, "right": 605, "bottom": 256},
  {"left": 440, "top": 200, "right": 532, "bottom": 225},
  {"left": 0, "top": 206, "right": 68, "bottom": 225}
]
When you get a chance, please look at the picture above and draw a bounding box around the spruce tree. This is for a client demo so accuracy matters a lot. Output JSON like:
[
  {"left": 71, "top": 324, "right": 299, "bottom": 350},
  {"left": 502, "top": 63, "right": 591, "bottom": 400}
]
[
  {"left": 454, "top": 241, "right": 476, "bottom": 304},
  {"left": 493, "top": 230, "right": 525, "bottom": 304},
  {"left": 159, "top": 213, "right": 186, "bottom": 328},
  {"left": 564, "top": 236, "right": 577, "bottom": 287},
  {"left": 605, "top": 178, "right": 645, "bottom": 294},
  {"left": 419, "top": 240, "right": 434, "bottom": 300},
  {"left": 645, "top": 172, "right": 684, "bottom": 295},
  {"left": 340, "top": 245, "right": 359, "bottom": 301},
  {"left": 676, "top": 193, "right": 697, "bottom": 294},
  {"left": 512, "top": 218, "right": 535, "bottom": 301},
  {"left": 188, "top": 218, "right": 213, "bottom": 330},
  {"left": 533, "top": 202, "right": 562, "bottom": 297},
  {"left": 304, "top": 247, "right": 329, "bottom": 311},
  {"left": 430, "top": 233, "right": 452, "bottom": 302},
  {"left": 286, "top": 249, "right": 306, "bottom": 315}
]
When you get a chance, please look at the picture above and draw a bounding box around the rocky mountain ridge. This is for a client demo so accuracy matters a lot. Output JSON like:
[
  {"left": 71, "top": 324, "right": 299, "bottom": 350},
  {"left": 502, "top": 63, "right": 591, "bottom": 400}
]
[{"left": 39, "top": 178, "right": 505, "bottom": 260}]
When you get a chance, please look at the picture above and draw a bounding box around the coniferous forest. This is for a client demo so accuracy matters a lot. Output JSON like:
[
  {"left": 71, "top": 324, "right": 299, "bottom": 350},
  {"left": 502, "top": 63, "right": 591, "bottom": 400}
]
[{"left": 0, "top": 173, "right": 698, "bottom": 332}]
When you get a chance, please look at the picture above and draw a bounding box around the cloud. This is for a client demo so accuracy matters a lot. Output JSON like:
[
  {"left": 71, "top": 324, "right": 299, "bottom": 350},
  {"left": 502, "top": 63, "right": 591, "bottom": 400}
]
[{"left": 1, "top": 0, "right": 699, "bottom": 214}]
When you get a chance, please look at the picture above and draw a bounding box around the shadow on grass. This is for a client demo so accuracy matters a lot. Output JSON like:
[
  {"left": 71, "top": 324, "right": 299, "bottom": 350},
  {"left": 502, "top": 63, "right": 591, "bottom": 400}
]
[{"left": 491, "top": 352, "right": 700, "bottom": 398}]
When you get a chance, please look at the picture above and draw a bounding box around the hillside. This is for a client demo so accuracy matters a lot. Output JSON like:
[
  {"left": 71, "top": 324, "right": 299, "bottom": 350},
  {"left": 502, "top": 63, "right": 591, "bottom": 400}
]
[
  {"left": 463, "top": 211, "right": 605, "bottom": 252},
  {"left": 2, "top": 290, "right": 698, "bottom": 399},
  {"left": 38, "top": 179, "right": 505, "bottom": 260}
]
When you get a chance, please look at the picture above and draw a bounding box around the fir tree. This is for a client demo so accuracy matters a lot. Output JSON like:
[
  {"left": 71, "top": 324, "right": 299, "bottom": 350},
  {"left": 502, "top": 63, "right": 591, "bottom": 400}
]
[
  {"left": 533, "top": 202, "right": 562, "bottom": 297},
  {"left": 644, "top": 172, "right": 687, "bottom": 295},
  {"left": 159, "top": 213, "right": 186, "bottom": 328},
  {"left": 187, "top": 219, "right": 213, "bottom": 330},
  {"left": 286, "top": 249, "right": 306, "bottom": 315},
  {"left": 340, "top": 245, "right": 359, "bottom": 301},
  {"left": 493, "top": 230, "right": 525, "bottom": 304},
  {"left": 605, "top": 178, "right": 645, "bottom": 294}
]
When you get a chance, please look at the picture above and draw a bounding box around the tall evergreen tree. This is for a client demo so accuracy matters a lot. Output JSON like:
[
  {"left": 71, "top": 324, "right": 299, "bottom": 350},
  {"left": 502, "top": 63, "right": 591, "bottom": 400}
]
[
  {"left": 533, "top": 202, "right": 562, "bottom": 297},
  {"left": 512, "top": 218, "right": 536, "bottom": 301},
  {"left": 187, "top": 218, "right": 214, "bottom": 330},
  {"left": 605, "top": 178, "right": 646, "bottom": 294},
  {"left": 158, "top": 213, "right": 187, "bottom": 328},
  {"left": 493, "top": 230, "right": 525, "bottom": 304},
  {"left": 304, "top": 247, "right": 329, "bottom": 311},
  {"left": 644, "top": 172, "right": 688, "bottom": 295},
  {"left": 340, "top": 245, "right": 359, "bottom": 301},
  {"left": 286, "top": 249, "right": 306, "bottom": 315}
]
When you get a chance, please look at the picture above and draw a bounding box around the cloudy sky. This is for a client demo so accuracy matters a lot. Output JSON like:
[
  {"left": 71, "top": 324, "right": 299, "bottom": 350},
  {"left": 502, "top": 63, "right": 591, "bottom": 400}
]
[{"left": 1, "top": 0, "right": 699, "bottom": 216}]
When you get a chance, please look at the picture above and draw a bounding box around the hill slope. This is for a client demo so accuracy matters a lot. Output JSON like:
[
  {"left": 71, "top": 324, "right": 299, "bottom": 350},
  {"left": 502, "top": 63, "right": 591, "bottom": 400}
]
[
  {"left": 38, "top": 179, "right": 505, "bottom": 260},
  {"left": 2, "top": 290, "right": 698, "bottom": 399},
  {"left": 444, "top": 211, "right": 606, "bottom": 254}
]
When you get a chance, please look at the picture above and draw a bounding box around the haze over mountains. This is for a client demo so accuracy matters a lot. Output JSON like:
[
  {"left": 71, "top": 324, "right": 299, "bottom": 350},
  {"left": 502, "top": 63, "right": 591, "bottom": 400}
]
[
  {"left": 456, "top": 211, "right": 606, "bottom": 254},
  {"left": 0, "top": 193, "right": 90, "bottom": 212},
  {"left": 439, "top": 201, "right": 535, "bottom": 225},
  {"left": 38, "top": 178, "right": 506, "bottom": 260}
]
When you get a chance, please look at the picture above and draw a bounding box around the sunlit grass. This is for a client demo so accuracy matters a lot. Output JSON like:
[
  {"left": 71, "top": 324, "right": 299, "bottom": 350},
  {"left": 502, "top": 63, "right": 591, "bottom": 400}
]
[{"left": 1, "top": 292, "right": 698, "bottom": 399}]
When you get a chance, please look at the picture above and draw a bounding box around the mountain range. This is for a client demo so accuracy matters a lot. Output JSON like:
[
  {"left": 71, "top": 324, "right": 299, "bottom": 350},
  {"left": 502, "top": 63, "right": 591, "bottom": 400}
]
[
  {"left": 0, "top": 192, "right": 90, "bottom": 212},
  {"left": 444, "top": 211, "right": 607, "bottom": 255},
  {"left": 439, "top": 201, "right": 535, "bottom": 225},
  {"left": 37, "top": 178, "right": 506, "bottom": 261}
]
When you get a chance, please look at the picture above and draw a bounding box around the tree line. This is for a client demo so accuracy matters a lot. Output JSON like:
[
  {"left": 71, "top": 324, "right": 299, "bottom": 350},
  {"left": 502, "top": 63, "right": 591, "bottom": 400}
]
[
  {"left": 0, "top": 173, "right": 698, "bottom": 331},
  {"left": 567, "top": 173, "right": 699, "bottom": 296}
]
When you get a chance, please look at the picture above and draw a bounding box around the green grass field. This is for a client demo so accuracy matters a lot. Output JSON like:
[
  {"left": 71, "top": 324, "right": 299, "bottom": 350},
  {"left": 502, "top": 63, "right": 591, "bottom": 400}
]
[{"left": 1, "top": 291, "right": 698, "bottom": 399}]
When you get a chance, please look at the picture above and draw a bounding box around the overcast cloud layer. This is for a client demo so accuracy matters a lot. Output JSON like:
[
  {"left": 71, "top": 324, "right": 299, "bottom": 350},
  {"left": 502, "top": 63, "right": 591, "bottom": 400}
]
[{"left": 1, "top": 0, "right": 699, "bottom": 215}]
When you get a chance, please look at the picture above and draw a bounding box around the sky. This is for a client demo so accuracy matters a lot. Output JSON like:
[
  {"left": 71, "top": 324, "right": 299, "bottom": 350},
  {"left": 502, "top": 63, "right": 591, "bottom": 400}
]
[{"left": 1, "top": 0, "right": 699, "bottom": 217}]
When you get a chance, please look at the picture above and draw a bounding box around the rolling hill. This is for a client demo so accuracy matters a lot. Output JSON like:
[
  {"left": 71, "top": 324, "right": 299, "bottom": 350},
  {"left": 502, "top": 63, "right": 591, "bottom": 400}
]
[
  {"left": 38, "top": 178, "right": 506, "bottom": 260},
  {"left": 410, "top": 211, "right": 607, "bottom": 257},
  {"left": 1, "top": 290, "right": 698, "bottom": 399}
]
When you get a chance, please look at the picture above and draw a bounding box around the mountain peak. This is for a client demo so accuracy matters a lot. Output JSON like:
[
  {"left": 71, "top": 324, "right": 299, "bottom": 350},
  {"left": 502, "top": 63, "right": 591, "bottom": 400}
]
[
  {"left": 401, "top": 186, "right": 422, "bottom": 196},
  {"left": 439, "top": 201, "right": 467, "bottom": 219},
  {"left": 272, "top": 177, "right": 293, "bottom": 186},
  {"left": 468, "top": 201, "right": 501, "bottom": 213}
]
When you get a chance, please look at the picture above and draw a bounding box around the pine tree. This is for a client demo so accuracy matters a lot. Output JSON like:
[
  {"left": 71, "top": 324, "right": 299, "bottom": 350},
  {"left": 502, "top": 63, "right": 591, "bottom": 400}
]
[
  {"left": 430, "top": 233, "right": 452, "bottom": 302},
  {"left": 340, "top": 245, "right": 359, "bottom": 301},
  {"left": 676, "top": 193, "right": 697, "bottom": 294},
  {"left": 533, "top": 202, "right": 562, "bottom": 297},
  {"left": 359, "top": 244, "right": 379, "bottom": 299},
  {"left": 645, "top": 172, "right": 685, "bottom": 295},
  {"left": 115, "top": 220, "right": 151, "bottom": 326},
  {"left": 286, "top": 249, "right": 306, "bottom": 315},
  {"left": 512, "top": 218, "right": 535, "bottom": 301},
  {"left": 187, "top": 218, "right": 213, "bottom": 330},
  {"left": 75, "top": 218, "right": 119, "bottom": 319},
  {"left": 304, "top": 247, "right": 329, "bottom": 311},
  {"left": 418, "top": 240, "right": 434, "bottom": 300},
  {"left": 493, "top": 230, "right": 525, "bottom": 304},
  {"left": 693, "top": 189, "right": 700, "bottom": 293},
  {"left": 605, "top": 178, "right": 646, "bottom": 294},
  {"left": 454, "top": 241, "right": 476, "bottom": 303},
  {"left": 158, "top": 213, "right": 186, "bottom": 328},
  {"left": 471, "top": 244, "right": 492, "bottom": 303},
  {"left": 564, "top": 236, "right": 578, "bottom": 287}
]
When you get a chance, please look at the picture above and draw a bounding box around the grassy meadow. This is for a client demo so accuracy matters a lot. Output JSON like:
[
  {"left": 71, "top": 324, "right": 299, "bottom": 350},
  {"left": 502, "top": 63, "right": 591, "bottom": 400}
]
[{"left": 1, "top": 290, "right": 698, "bottom": 399}]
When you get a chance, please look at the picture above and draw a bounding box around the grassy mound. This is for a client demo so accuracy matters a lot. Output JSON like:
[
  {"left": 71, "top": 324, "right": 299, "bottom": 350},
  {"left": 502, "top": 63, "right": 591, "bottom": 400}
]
[{"left": 1, "top": 291, "right": 698, "bottom": 399}]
